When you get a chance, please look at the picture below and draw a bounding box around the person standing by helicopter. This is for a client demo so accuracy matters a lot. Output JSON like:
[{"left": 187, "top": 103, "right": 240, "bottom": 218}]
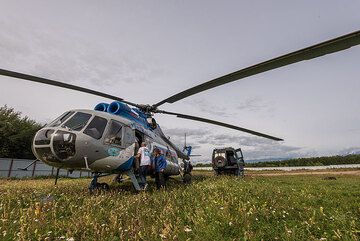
[
  {"left": 137, "top": 142, "right": 151, "bottom": 190},
  {"left": 152, "top": 148, "right": 167, "bottom": 190}
]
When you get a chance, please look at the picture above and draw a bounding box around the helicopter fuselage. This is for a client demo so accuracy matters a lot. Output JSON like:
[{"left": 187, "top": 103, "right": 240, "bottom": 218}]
[{"left": 32, "top": 105, "right": 183, "bottom": 176}]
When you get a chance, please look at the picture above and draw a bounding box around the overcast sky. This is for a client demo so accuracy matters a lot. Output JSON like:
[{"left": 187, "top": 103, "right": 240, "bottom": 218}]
[{"left": 1, "top": 0, "right": 360, "bottom": 162}]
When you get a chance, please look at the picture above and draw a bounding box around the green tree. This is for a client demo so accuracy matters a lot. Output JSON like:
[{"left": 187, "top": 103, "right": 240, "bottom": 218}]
[{"left": 0, "top": 105, "right": 42, "bottom": 159}]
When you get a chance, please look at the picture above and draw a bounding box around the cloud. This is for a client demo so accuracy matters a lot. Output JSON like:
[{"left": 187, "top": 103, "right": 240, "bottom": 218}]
[
  {"left": 338, "top": 147, "right": 360, "bottom": 155},
  {"left": 183, "top": 98, "right": 230, "bottom": 117},
  {"left": 243, "top": 144, "right": 303, "bottom": 160},
  {"left": 236, "top": 97, "right": 273, "bottom": 112},
  {"left": 197, "top": 134, "right": 274, "bottom": 146},
  {"left": 162, "top": 127, "right": 209, "bottom": 139},
  {"left": 161, "top": 127, "right": 210, "bottom": 151},
  {"left": 195, "top": 133, "right": 303, "bottom": 160},
  {"left": 0, "top": 19, "right": 166, "bottom": 90},
  {"left": 182, "top": 96, "right": 274, "bottom": 119}
]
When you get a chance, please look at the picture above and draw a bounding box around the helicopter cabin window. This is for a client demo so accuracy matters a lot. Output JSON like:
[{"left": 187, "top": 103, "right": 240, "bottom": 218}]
[
  {"left": 83, "top": 116, "right": 108, "bottom": 140},
  {"left": 48, "top": 111, "right": 75, "bottom": 127},
  {"left": 62, "top": 112, "right": 92, "bottom": 131},
  {"left": 105, "top": 120, "right": 123, "bottom": 146}
]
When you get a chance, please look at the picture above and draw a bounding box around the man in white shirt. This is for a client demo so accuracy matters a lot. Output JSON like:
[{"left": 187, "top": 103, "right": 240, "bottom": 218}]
[{"left": 137, "top": 142, "right": 151, "bottom": 190}]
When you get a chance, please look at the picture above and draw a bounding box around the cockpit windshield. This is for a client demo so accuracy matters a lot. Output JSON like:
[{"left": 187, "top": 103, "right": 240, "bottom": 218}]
[
  {"left": 62, "top": 112, "right": 92, "bottom": 131},
  {"left": 48, "top": 111, "right": 75, "bottom": 127}
]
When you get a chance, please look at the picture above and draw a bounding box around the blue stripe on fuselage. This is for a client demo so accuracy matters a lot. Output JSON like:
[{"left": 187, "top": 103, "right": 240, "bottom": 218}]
[{"left": 115, "top": 156, "right": 134, "bottom": 172}]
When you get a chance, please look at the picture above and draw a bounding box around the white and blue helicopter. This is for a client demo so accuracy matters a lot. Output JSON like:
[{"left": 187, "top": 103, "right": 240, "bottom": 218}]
[{"left": 1, "top": 30, "right": 359, "bottom": 191}]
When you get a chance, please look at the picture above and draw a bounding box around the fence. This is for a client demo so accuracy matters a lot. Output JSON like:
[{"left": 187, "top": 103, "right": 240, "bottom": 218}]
[{"left": 0, "top": 158, "right": 91, "bottom": 178}]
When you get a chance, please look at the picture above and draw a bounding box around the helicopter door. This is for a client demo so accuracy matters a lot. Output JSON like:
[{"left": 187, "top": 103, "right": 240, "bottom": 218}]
[
  {"left": 135, "top": 131, "right": 143, "bottom": 146},
  {"left": 134, "top": 130, "right": 143, "bottom": 154}
]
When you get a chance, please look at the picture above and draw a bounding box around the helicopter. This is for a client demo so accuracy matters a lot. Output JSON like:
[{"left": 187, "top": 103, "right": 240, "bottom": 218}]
[{"left": 0, "top": 30, "right": 359, "bottom": 191}]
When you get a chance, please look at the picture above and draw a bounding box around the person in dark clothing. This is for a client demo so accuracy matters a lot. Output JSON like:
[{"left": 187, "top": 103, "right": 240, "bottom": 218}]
[{"left": 152, "top": 148, "right": 167, "bottom": 190}]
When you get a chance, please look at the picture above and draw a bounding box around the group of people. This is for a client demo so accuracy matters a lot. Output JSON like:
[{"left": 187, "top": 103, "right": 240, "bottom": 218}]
[{"left": 136, "top": 142, "right": 167, "bottom": 190}]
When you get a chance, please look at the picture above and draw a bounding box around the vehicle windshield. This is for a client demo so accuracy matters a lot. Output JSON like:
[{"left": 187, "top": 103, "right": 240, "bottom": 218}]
[
  {"left": 62, "top": 112, "right": 92, "bottom": 131},
  {"left": 214, "top": 152, "right": 226, "bottom": 158},
  {"left": 48, "top": 111, "right": 75, "bottom": 127}
]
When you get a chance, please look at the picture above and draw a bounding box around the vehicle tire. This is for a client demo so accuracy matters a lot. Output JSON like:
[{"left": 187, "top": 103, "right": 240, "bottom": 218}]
[{"left": 214, "top": 156, "right": 227, "bottom": 168}]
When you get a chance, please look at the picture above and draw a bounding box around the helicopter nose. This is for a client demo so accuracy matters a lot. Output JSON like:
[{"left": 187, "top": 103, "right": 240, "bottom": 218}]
[
  {"left": 52, "top": 130, "right": 77, "bottom": 160},
  {"left": 33, "top": 129, "right": 77, "bottom": 163}
]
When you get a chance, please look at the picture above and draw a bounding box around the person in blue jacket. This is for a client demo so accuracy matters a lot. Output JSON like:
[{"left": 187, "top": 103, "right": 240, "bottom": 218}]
[{"left": 152, "top": 148, "right": 167, "bottom": 190}]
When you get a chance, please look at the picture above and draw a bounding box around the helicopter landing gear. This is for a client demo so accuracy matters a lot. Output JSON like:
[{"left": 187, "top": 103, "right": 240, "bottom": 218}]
[
  {"left": 89, "top": 173, "right": 110, "bottom": 194},
  {"left": 183, "top": 173, "right": 192, "bottom": 184},
  {"left": 182, "top": 160, "right": 193, "bottom": 184},
  {"left": 112, "top": 174, "right": 124, "bottom": 183},
  {"left": 126, "top": 169, "right": 141, "bottom": 192}
]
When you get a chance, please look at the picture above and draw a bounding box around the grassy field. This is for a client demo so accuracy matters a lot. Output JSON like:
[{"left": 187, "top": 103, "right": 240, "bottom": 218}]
[{"left": 0, "top": 171, "right": 359, "bottom": 240}]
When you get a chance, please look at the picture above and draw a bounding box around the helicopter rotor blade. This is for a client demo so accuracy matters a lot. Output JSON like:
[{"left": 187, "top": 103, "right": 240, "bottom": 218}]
[
  {"left": 156, "top": 110, "right": 283, "bottom": 141},
  {"left": 0, "top": 68, "right": 141, "bottom": 108},
  {"left": 153, "top": 30, "right": 360, "bottom": 107}
]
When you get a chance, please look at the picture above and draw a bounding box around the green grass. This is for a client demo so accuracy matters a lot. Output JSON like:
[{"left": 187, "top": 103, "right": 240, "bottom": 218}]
[{"left": 0, "top": 172, "right": 359, "bottom": 240}]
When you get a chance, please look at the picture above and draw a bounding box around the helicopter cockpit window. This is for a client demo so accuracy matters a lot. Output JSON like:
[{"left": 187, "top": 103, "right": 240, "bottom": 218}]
[
  {"left": 105, "top": 120, "right": 123, "bottom": 146},
  {"left": 48, "top": 111, "right": 75, "bottom": 127},
  {"left": 83, "top": 116, "right": 108, "bottom": 140},
  {"left": 62, "top": 112, "right": 92, "bottom": 131}
]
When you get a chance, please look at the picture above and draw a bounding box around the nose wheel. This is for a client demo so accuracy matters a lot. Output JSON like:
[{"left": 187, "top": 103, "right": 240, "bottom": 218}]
[{"left": 89, "top": 173, "right": 110, "bottom": 193}]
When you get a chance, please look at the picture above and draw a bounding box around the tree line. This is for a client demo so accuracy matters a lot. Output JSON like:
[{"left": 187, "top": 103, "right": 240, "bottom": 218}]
[
  {"left": 246, "top": 155, "right": 360, "bottom": 167},
  {"left": 0, "top": 106, "right": 41, "bottom": 159}
]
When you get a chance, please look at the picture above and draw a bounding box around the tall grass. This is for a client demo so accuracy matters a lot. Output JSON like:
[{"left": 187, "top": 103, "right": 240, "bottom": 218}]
[{"left": 0, "top": 173, "right": 359, "bottom": 240}]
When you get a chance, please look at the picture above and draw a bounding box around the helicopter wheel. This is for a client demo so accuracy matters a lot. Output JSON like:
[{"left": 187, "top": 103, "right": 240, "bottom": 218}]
[
  {"left": 97, "top": 182, "right": 110, "bottom": 191},
  {"left": 183, "top": 173, "right": 192, "bottom": 184},
  {"left": 98, "top": 182, "right": 110, "bottom": 191}
]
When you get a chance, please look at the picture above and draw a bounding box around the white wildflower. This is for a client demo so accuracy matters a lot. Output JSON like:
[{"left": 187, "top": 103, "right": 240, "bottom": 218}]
[{"left": 184, "top": 227, "right": 192, "bottom": 232}]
